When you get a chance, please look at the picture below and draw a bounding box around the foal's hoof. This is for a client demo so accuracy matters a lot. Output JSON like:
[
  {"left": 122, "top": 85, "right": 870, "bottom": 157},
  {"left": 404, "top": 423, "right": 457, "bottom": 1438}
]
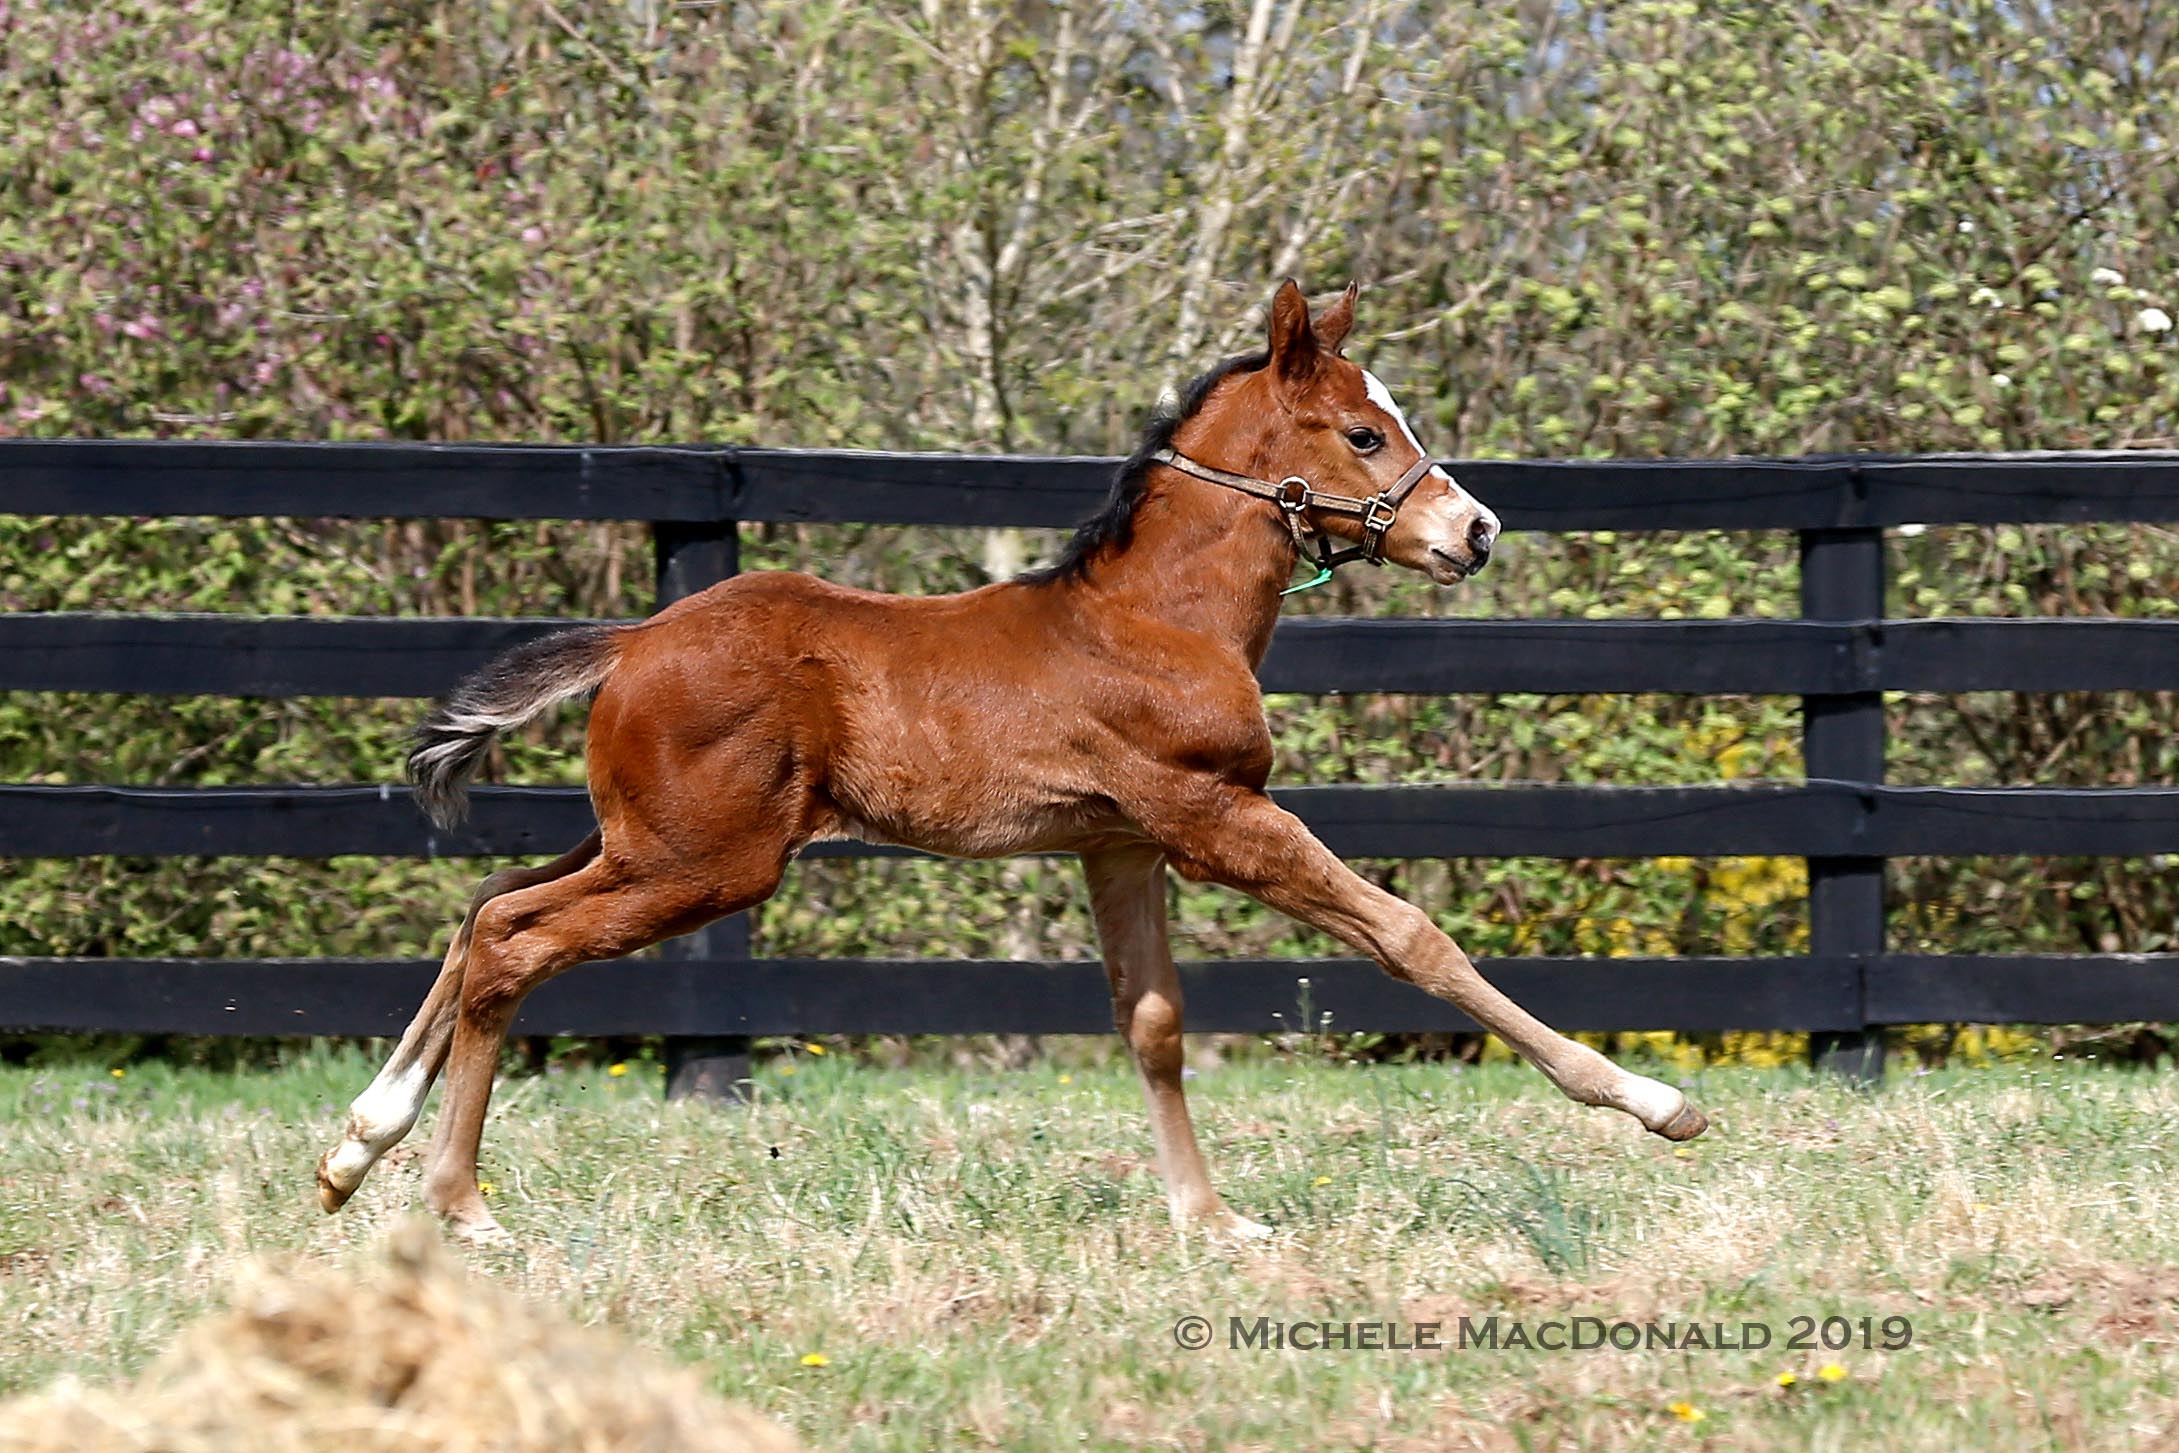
[
  {"left": 1654, "top": 1102, "right": 1710, "bottom": 1142},
  {"left": 315, "top": 1149, "right": 357, "bottom": 1215},
  {"left": 445, "top": 1213, "right": 514, "bottom": 1249},
  {"left": 1181, "top": 1207, "right": 1273, "bottom": 1242}
]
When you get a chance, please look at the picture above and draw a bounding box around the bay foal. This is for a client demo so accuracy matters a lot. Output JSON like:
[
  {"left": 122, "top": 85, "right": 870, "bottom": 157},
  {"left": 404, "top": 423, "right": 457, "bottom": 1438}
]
[{"left": 319, "top": 281, "right": 1707, "bottom": 1244}]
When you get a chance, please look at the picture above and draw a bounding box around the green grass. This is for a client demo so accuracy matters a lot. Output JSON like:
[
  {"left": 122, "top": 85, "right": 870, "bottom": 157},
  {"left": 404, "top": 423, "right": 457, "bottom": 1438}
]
[{"left": 3, "top": 1047, "right": 2177, "bottom": 1450}]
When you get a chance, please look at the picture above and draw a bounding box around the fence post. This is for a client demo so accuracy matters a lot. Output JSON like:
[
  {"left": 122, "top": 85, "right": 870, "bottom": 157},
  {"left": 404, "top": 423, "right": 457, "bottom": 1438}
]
[
  {"left": 653, "top": 515, "right": 753, "bottom": 1102},
  {"left": 1800, "top": 522, "right": 1887, "bottom": 1082}
]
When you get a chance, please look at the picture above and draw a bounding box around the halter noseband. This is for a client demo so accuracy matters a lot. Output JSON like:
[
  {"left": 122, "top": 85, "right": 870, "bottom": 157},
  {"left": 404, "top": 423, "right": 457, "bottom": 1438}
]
[{"left": 1149, "top": 447, "right": 1441, "bottom": 594}]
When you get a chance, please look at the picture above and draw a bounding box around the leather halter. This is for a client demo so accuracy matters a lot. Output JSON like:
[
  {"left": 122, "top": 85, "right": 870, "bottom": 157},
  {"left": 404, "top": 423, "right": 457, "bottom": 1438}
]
[{"left": 1149, "top": 446, "right": 1441, "bottom": 591}]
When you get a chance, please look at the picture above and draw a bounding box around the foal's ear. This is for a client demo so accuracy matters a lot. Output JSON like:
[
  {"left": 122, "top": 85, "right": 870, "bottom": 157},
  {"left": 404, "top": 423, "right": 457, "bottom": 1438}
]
[
  {"left": 1267, "top": 278, "right": 1320, "bottom": 385},
  {"left": 1314, "top": 281, "right": 1360, "bottom": 355}
]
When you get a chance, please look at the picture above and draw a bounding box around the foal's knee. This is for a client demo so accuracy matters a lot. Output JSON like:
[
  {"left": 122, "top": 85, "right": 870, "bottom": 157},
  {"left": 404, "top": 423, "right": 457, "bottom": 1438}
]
[
  {"left": 1117, "top": 988, "right": 1184, "bottom": 1073},
  {"left": 1370, "top": 901, "right": 1445, "bottom": 976}
]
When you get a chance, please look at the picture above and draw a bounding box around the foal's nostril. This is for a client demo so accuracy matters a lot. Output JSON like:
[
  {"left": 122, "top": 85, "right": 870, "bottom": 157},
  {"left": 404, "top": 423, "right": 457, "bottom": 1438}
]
[{"left": 1467, "top": 516, "right": 1495, "bottom": 569}]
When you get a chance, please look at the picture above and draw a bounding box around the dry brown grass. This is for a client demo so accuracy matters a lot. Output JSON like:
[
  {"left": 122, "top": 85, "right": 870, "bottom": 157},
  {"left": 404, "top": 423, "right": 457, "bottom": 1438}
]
[
  {"left": 0, "top": 1221, "right": 798, "bottom": 1453},
  {"left": 4, "top": 1051, "right": 2179, "bottom": 1450}
]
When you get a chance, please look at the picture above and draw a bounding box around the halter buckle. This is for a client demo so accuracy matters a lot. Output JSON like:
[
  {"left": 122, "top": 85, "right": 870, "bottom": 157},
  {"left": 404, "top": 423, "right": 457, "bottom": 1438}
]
[
  {"left": 1359, "top": 494, "right": 1400, "bottom": 562},
  {"left": 1273, "top": 476, "right": 1313, "bottom": 512}
]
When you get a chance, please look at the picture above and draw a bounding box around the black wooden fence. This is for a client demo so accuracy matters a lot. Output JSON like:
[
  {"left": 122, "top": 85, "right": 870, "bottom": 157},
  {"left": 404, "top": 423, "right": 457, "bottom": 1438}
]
[{"left": 6, "top": 441, "right": 2179, "bottom": 1085}]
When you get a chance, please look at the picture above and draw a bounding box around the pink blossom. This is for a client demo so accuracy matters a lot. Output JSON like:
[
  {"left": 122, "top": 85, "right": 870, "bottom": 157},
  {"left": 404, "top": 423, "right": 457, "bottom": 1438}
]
[
  {"left": 171, "top": 118, "right": 199, "bottom": 138},
  {"left": 521, "top": 225, "right": 545, "bottom": 244}
]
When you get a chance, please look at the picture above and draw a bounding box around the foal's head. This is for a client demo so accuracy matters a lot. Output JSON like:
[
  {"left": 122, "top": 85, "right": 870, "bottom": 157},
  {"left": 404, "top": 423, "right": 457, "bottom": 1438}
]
[{"left": 1233, "top": 280, "right": 1500, "bottom": 584}]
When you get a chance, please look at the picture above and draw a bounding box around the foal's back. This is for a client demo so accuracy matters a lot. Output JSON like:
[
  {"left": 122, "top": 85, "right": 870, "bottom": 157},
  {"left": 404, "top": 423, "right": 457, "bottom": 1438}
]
[{"left": 584, "top": 569, "right": 1257, "bottom": 859}]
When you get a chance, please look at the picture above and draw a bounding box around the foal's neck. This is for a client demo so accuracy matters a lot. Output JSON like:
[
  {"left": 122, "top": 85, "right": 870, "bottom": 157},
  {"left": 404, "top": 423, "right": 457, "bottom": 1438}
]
[{"left": 1063, "top": 407, "right": 1299, "bottom": 663}]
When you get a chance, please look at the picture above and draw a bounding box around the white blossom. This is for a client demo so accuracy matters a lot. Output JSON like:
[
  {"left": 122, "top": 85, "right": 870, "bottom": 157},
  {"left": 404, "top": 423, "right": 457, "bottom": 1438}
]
[
  {"left": 1956, "top": 219, "right": 1976, "bottom": 233},
  {"left": 2090, "top": 266, "right": 2126, "bottom": 287},
  {"left": 1896, "top": 523, "right": 1928, "bottom": 538},
  {"left": 2137, "top": 307, "right": 2174, "bottom": 334},
  {"left": 1970, "top": 286, "right": 2003, "bottom": 308},
  {"left": 1989, "top": 373, "right": 2012, "bottom": 389}
]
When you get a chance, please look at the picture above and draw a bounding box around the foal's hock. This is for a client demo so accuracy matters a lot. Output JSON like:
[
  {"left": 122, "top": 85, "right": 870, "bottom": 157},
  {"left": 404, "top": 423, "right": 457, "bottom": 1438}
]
[{"left": 317, "top": 280, "right": 1707, "bottom": 1245}]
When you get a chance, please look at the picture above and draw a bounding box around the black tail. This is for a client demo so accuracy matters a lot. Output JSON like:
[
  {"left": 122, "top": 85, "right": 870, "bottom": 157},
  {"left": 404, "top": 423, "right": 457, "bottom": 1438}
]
[{"left": 406, "top": 625, "right": 621, "bottom": 830}]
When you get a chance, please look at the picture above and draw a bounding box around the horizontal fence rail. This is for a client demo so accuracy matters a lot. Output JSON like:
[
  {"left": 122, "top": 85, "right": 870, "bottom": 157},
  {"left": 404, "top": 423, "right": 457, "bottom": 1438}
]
[
  {"left": 10, "top": 613, "right": 2179, "bottom": 698},
  {"left": 5, "top": 954, "right": 2177, "bottom": 1037},
  {"left": 10, "top": 440, "right": 2179, "bottom": 529},
  {"left": 5, "top": 443, "right": 2178, "bottom": 1063},
  {"left": 5, "top": 782, "right": 2179, "bottom": 861}
]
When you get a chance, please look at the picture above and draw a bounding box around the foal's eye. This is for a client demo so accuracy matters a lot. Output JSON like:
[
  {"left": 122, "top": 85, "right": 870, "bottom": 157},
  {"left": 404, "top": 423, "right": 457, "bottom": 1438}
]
[{"left": 1345, "top": 427, "right": 1384, "bottom": 452}]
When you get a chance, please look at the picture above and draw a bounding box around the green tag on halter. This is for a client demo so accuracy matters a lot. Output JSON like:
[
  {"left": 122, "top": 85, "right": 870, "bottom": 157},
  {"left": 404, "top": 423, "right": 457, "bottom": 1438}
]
[{"left": 1280, "top": 563, "right": 1334, "bottom": 596}]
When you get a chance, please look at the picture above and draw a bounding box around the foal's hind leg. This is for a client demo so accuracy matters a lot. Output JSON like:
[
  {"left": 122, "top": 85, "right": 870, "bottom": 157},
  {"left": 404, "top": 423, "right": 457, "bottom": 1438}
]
[
  {"left": 419, "top": 837, "right": 787, "bottom": 1241},
  {"left": 317, "top": 832, "right": 602, "bottom": 1213},
  {"left": 1084, "top": 847, "right": 1269, "bottom": 1240}
]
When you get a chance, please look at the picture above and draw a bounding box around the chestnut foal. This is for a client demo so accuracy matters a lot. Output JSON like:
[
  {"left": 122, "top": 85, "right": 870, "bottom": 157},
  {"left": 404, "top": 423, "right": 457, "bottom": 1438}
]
[{"left": 318, "top": 281, "right": 1707, "bottom": 1244}]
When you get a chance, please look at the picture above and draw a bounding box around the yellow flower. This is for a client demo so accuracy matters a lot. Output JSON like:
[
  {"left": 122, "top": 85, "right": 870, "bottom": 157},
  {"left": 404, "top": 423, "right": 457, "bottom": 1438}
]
[
  {"left": 478, "top": 1181, "right": 496, "bottom": 1197},
  {"left": 1818, "top": 1363, "right": 1848, "bottom": 1383},
  {"left": 798, "top": 1352, "right": 829, "bottom": 1367},
  {"left": 109, "top": 1067, "right": 126, "bottom": 1079},
  {"left": 803, "top": 1043, "right": 826, "bottom": 1056},
  {"left": 1057, "top": 1073, "right": 1072, "bottom": 1084},
  {"left": 778, "top": 1063, "right": 797, "bottom": 1076},
  {"left": 1666, "top": 1400, "right": 1705, "bottom": 1423},
  {"left": 1313, "top": 1175, "right": 1334, "bottom": 1187},
  {"left": 607, "top": 1062, "right": 629, "bottom": 1078},
  {"left": 1774, "top": 1371, "right": 1797, "bottom": 1388}
]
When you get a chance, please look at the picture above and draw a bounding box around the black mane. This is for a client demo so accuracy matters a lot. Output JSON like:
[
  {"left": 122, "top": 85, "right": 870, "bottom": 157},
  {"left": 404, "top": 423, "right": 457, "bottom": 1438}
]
[{"left": 1019, "top": 349, "right": 1269, "bottom": 584}]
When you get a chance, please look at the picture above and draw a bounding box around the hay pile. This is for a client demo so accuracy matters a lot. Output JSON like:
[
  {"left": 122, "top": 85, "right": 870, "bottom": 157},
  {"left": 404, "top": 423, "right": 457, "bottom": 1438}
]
[{"left": 0, "top": 1224, "right": 801, "bottom": 1453}]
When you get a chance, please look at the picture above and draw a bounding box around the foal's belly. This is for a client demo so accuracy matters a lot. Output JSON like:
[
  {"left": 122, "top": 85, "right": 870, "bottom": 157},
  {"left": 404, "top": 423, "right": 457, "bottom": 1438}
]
[{"left": 813, "top": 776, "right": 1139, "bottom": 861}]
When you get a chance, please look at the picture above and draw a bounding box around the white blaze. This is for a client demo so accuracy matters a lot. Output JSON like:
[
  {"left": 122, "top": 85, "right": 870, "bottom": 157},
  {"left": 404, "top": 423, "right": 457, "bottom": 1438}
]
[{"left": 1361, "top": 371, "right": 1499, "bottom": 538}]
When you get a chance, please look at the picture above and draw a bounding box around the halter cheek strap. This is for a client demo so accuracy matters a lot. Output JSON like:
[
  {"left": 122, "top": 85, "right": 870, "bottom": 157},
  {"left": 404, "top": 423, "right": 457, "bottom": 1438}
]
[{"left": 1149, "top": 447, "right": 1440, "bottom": 592}]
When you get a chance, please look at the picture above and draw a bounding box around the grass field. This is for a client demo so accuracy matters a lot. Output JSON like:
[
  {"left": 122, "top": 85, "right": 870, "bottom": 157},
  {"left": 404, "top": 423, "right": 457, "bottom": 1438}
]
[{"left": 2, "top": 1044, "right": 2176, "bottom": 1450}]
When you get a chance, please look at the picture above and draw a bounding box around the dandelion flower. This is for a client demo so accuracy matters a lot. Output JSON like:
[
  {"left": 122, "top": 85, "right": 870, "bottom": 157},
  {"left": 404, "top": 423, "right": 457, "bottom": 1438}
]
[
  {"left": 1057, "top": 1074, "right": 1073, "bottom": 1085},
  {"left": 109, "top": 1067, "right": 126, "bottom": 1079},
  {"left": 478, "top": 1181, "right": 496, "bottom": 1197},
  {"left": 1313, "top": 1175, "right": 1334, "bottom": 1187},
  {"left": 1775, "top": 1371, "right": 1797, "bottom": 1388},
  {"left": 804, "top": 1042, "right": 827, "bottom": 1056},
  {"left": 607, "top": 1062, "right": 629, "bottom": 1078},
  {"left": 1818, "top": 1363, "right": 1848, "bottom": 1382},
  {"left": 2137, "top": 307, "right": 2173, "bottom": 334},
  {"left": 799, "top": 1352, "right": 830, "bottom": 1367},
  {"left": 778, "top": 1063, "right": 796, "bottom": 1077},
  {"left": 1666, "top": 1400, "right": 1706, "bottom": 1423}
]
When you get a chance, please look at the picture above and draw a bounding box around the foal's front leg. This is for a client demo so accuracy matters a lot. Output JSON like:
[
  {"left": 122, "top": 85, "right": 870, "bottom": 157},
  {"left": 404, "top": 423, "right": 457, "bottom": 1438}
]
[
  {"left": 1083, "top": 846, "right": 1271, "bottom": 1240},
  {"left": 1157, "top": 789, "right": 1708, "bottom": 1140}
]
